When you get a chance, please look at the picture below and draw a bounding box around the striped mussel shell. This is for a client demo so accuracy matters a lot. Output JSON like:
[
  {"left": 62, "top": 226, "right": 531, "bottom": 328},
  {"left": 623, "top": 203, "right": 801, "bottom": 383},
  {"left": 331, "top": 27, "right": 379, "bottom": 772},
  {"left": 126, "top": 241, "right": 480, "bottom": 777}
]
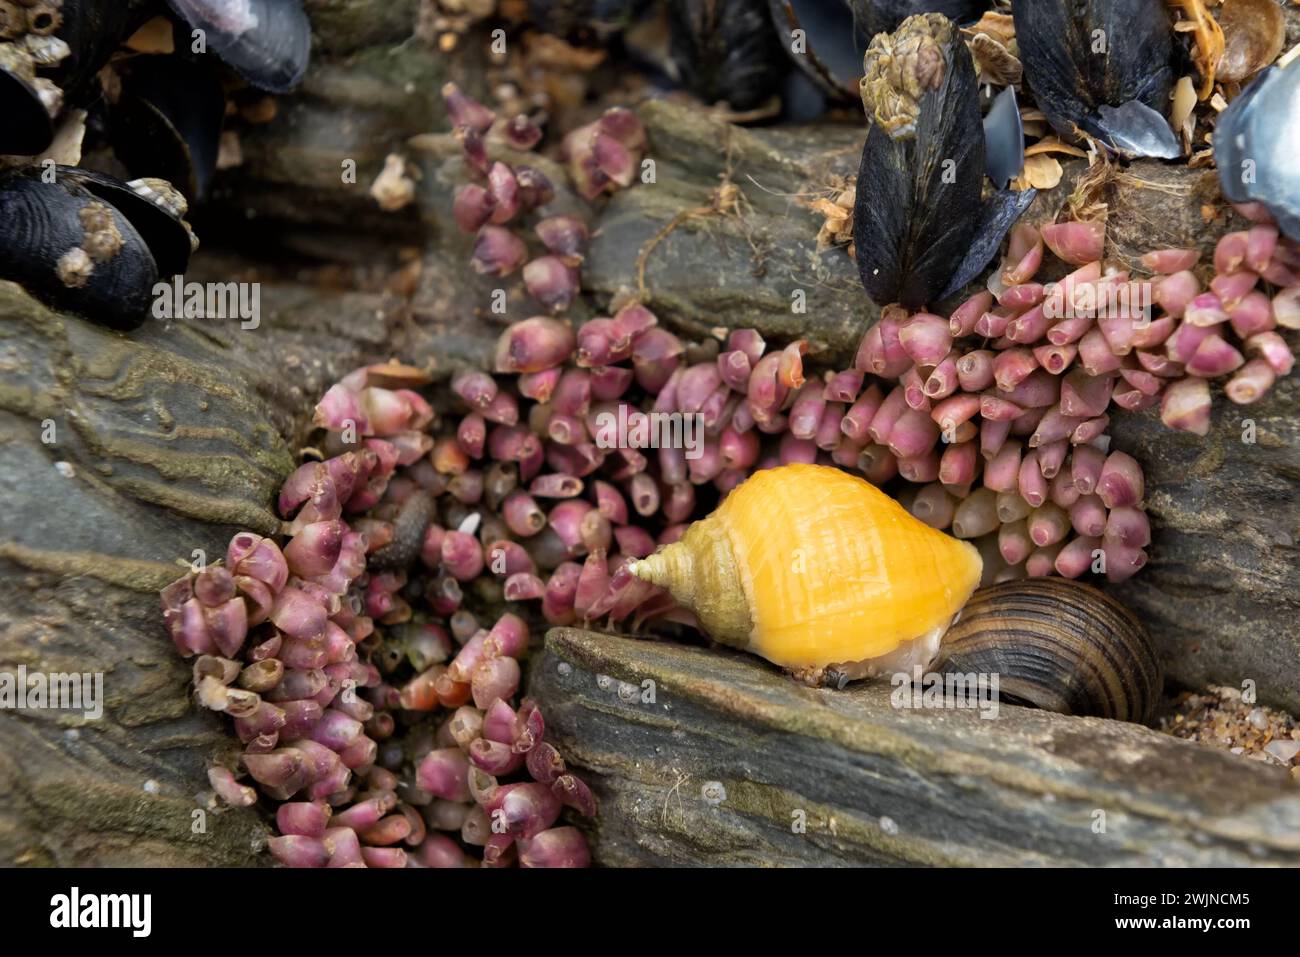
[{"left": 932, "top": 578, "right": 1162, "bottom": 723}]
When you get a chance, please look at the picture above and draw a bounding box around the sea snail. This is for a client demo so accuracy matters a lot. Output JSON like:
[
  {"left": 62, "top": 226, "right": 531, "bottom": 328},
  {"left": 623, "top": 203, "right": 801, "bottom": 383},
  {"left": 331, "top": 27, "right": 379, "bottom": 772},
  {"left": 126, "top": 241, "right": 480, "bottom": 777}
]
[{"left": 628, "top": 463, "right": 1160, "bottom": 722}]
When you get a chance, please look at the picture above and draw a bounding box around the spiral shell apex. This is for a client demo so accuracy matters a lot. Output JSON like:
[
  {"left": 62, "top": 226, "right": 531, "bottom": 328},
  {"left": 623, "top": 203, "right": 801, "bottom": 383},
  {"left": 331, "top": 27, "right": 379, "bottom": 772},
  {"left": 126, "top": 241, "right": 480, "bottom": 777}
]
[{"left": 628, "top": 463, "right": 983, "bottom": 678}]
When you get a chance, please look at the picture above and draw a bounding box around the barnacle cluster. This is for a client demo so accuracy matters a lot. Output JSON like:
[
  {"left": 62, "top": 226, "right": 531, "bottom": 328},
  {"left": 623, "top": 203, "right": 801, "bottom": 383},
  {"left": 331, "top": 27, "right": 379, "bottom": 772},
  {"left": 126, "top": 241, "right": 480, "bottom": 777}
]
[
  {"left": 859, "top": 11, "right": 952, "bottom": 135},
  {"left": 162, "top": 365, "right": 596, "bottom": 869}
]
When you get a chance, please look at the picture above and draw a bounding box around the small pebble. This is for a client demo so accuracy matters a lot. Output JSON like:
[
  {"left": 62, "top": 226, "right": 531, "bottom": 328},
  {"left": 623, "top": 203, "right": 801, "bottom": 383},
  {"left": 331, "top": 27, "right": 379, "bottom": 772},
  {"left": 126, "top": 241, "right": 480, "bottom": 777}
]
[{"left": 1264, "top": 739, "right": 1300, "bottom": 764}]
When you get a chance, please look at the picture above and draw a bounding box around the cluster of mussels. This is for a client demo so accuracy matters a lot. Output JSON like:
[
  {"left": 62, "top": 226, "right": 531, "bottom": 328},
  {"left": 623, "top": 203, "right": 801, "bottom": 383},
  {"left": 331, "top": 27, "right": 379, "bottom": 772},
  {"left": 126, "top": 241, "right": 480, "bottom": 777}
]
[
  {"left": 0, "top": 0, "right": 314, "bottom": 329},
  {"left": 1, "top": 0, "right": 310, "bottom": 161}
]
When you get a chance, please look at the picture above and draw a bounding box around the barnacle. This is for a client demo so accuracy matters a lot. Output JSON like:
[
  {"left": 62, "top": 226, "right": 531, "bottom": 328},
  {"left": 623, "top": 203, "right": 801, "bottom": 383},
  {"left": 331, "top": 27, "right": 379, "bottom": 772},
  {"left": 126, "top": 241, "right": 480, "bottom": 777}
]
[{"left": 859, "top": 11, "right": 953, "bottom": 137}]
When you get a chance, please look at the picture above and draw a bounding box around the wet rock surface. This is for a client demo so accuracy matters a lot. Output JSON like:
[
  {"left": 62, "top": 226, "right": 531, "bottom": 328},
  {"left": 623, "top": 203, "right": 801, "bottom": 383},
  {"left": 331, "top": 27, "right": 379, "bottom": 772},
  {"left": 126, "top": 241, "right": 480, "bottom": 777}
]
[
  {"left": 0, "top": 280, "right": 386, "bottom": 864},
  {"left": 530, "top": 628, "right": 1300, "bottom": 866}
]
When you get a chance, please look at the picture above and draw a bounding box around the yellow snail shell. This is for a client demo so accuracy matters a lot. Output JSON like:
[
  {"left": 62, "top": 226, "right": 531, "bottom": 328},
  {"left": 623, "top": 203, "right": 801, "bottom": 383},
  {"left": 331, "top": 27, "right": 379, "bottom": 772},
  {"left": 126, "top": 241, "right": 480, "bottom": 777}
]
[{"left": 628, "top": 463, "right": 983, "bottom": 682}]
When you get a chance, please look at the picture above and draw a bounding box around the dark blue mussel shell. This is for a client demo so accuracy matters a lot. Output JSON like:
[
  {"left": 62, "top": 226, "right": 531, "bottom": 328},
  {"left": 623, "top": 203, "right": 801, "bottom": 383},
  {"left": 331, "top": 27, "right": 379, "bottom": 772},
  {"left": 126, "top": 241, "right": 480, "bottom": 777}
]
[
  {"left": 0, "top": 167, "right": 193, "bottom": 330},
  {"left": 668, "top": 0, "right": 786, "bottom": 111},
  {"left": 768, "top": 0, "right": 871, "bottom": 102},
  {"left": 166, "top": 0, "right": 311, "bottom": 93},
  {"left": 0, "top": 67, "right": 54, "bottom": 157},
  {"left": 0, "top": 173, "right": 157, "bottom": 330},
  {"left": 1215, "top": 55, "right": 1300, "bottom": 241},
  {"left": 1011, "top": 0, "right": 1179, "bottom": 159},
  {"left": 111, "top": 53, "right": 227, "bottom": 203}
]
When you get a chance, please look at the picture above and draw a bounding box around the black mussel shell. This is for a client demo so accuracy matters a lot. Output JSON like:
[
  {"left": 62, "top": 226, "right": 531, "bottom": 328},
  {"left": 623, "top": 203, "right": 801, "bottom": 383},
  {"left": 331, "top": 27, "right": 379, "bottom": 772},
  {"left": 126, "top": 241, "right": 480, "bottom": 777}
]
[
  {"left": 767, "top": 0, "right": 870, "bottom": 102},
  {"left": 528, "top": 0, "right": 646, "bottom": 38},
  {"left": 0, "top": 0, "right": 154, "bottom": 157},
  {"left": 0, "top": 172, "right": 160, "bottom": 330},
  {"left": 850, "top": 0, "right": 991, "bottom": 38},
  {"left": 853, "top": 13, "right": 985, "bottom": 308},
  {"left": 0, "top": 66, "right": 54, "bottom": 156},
  {"left": 941, "top": 187, "right": 1036, "bottom": 299},
  {"left": 166, "top": 0, "right": 311, "bottom": 93},
  {"left": 48, "top": 0, "right": 156, "bottom": 97},
  {"left": 668, "top": 0, "right": 786, "bottom": 111},
  {"left": 1215, "top": 55, "right": 1300, "bottom": 241},
  {"left": 1011, "top": 0, "right": 1179, "bottom": 159},
  {"left": 64, "top": 168, "right": 195, "bottom": 278},
  {"left": 110, "top": 55, "right": 226, "bottom": 203}
]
